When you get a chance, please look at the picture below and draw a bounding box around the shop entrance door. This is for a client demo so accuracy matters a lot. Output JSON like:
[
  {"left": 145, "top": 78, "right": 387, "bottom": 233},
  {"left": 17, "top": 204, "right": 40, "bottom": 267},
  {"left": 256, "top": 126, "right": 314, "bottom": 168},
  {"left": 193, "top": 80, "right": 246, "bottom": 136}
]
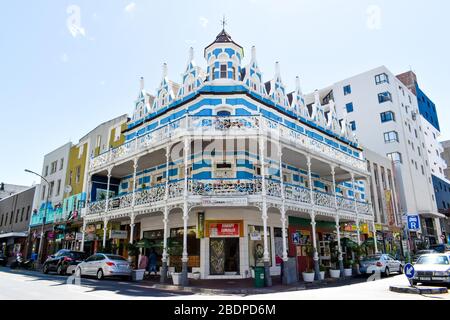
[{"left": 210, "top": 238, "right": 240, "bottom": 275}]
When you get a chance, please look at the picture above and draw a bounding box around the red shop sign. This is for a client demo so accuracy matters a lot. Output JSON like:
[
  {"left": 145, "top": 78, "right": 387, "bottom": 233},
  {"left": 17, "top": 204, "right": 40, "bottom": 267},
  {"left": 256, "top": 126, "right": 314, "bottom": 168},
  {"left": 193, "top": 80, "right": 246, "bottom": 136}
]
[{"left": 210, "top": 223, "right": 240, "bottom": 237}]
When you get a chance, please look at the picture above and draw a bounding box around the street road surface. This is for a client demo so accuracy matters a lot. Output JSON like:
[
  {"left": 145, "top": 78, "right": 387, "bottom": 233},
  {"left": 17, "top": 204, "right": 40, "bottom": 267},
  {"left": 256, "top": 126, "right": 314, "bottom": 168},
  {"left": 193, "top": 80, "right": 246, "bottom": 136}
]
[{"left": 0, "top": 267, "right": 448, "bottom": 300}]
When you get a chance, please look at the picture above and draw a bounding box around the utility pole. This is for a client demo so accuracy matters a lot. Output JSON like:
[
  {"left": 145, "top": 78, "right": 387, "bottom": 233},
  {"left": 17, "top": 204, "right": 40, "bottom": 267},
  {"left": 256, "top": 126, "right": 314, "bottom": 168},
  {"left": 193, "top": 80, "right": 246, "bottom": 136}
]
[{"left": 25, "top": 169, "right": 50, "bottom": 266}]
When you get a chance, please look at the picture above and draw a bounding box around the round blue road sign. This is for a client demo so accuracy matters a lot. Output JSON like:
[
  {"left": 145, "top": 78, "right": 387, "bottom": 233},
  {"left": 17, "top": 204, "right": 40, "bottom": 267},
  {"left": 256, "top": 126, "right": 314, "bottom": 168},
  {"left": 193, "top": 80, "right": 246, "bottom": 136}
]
[{"left": 404, "top": 263, "right": 415, "bottom": 279}]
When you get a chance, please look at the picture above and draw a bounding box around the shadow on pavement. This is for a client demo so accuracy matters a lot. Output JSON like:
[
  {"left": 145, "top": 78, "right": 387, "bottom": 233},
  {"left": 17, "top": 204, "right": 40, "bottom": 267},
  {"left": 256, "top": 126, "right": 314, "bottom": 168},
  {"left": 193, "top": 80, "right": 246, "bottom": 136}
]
[{"left": 0, "top": 267, "right": 192, "bottom": 298}]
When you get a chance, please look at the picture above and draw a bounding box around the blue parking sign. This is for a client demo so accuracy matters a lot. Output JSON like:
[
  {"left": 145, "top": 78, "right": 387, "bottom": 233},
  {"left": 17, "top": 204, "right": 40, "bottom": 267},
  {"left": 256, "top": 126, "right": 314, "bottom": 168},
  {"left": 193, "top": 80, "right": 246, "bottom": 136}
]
[
  {"left": 407, "top": 215, "right": 420, "bottom": 231},
  {"left": 404, "top": 263, "right": 415, "bottom": 279}
]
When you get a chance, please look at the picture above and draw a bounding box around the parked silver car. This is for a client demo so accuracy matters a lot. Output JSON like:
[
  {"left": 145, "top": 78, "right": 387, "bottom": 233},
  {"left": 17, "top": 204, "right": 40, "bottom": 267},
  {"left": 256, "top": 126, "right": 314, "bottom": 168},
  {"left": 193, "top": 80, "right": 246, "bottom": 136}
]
[
  {"left": 75, "top": 253, "right": 132, "bottom": 280},
  {"left": 412, "top": 253, "right": 450, "bottom": 286},
  {"left": 359, "top": 254, "right": 403, "bottom": 276}
]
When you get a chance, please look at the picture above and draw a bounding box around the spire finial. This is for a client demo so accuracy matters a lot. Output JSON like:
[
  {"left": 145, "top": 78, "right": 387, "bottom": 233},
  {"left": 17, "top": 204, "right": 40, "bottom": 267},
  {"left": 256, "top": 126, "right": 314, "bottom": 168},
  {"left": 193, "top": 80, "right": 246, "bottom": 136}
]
[
  {"left": 162, "top": 63, "right": 168, "bottom": 78},
  {"left": 140, "top": 77, "right": 144, "bottom": 90},
  {"left": 251, "top": 46, "right": 256, "bottom": 61},
  {"left": 275, "top": 61, "right": 280, "bottom": 77},
  {"left": 189, "top": 47, "right": 194, "bottom": 61},
  {"left": 295, "top": 76, "right": 301, "bottom": 92},
  {"left": 221, "top": 15, "right": 227, "bottom": 30}
]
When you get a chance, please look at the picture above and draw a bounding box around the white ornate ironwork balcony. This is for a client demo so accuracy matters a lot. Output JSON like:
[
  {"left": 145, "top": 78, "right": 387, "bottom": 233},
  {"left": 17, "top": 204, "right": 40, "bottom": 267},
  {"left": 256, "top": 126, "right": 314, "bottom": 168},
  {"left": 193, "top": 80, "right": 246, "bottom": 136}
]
[
  {"left": 134, "top": 185, "right": 166, "bottom": 206},
  {"left": 86, "top": 179, "right": 372, "bottom": 220},
  {"left": 284, "top": 183, "right": 311, "bottom": 204},
  {"left": 337, "top": 195, "right": 356, "bottom": 213},
  {"left": 189, "top": 179, "right": 262, "bottom": 196},
  {"left": 89, "top": 115, "right": 367, "bottom": 174},
  {"left": 313, "top": 190, "right": 336, "bottom": 209}
]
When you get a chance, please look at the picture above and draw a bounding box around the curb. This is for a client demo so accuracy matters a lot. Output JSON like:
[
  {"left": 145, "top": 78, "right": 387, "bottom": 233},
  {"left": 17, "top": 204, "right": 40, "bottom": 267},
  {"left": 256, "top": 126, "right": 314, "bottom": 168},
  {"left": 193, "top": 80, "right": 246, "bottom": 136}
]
[
  {"left": 148, "top": 283, "right": 308, "bottom": 295},
  {"left": 389, "top": 285, "right": 448, "bottom": 295}
]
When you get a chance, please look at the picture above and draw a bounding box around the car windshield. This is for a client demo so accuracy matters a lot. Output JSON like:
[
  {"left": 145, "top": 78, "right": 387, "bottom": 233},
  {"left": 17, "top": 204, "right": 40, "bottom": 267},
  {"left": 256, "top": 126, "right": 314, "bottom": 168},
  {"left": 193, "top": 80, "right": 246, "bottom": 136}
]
[
  {"left": 416, "top": 255, "right": 449, "bottom": 265},
  {"left": 69, "top": 252, "right": 87, "bottom": 260},
  {"left": 105, "top": 254, "right": 127, "bottom": 261},
  {"left": 361, "top": 255, "right": 381, "bottom": 261}
]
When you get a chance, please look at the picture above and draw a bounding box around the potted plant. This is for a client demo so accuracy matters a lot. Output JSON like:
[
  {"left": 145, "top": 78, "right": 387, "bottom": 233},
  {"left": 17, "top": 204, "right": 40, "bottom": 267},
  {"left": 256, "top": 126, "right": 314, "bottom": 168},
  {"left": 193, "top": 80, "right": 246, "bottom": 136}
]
[
  {"left": 319, "top": 265, "right": 326, "bottom": 280},
  {"left": 167, "top": 240, "right": 184, "bottom": 286},
  {"left": 344, "top": 259, "right": 353, "bottom": 277},
  {"left": 126, "top": 243, "right": 145, "bottom": 281},
  {"left": 352, "top": 245, "right": 362, "bottom": 275},
  {"left": 302, "top": 245, "right": 315, "bottom": 283},
  {"left": 329, "top": 242, "right": 341, "bottom": 278}
]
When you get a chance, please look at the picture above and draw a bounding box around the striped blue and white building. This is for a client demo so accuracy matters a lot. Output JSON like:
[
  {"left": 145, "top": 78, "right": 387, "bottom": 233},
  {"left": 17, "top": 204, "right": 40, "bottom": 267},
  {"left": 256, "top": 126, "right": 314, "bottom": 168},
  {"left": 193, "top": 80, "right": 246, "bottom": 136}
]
[{"left": 81, "top": 29, "right": 376, "bottom": 285}]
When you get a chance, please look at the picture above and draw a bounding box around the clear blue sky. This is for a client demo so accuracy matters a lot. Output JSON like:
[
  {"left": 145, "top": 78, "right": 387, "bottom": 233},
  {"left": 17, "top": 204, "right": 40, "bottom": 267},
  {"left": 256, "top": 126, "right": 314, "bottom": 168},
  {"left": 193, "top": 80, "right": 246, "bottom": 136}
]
[{"left": 1, "top": 0, "right": 449, "bottom": 186}]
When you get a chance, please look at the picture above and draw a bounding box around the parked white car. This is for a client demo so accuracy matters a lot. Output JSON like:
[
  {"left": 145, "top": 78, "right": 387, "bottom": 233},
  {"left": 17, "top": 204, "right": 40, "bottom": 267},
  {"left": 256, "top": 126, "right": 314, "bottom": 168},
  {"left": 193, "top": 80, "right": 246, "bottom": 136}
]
[
  {"left": 359, "top": 254, "right": 403, "bottom": 276},
  {"left": 75, "top": 253, "right": 132, "bottom": 280},
  {"left": 412, "top": 253, "right": 450, "bottom": 286}
]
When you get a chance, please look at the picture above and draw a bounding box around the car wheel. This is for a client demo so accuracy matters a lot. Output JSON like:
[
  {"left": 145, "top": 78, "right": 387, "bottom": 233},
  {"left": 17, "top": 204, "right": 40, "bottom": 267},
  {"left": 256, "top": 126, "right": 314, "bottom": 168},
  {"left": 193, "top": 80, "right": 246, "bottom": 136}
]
[
  {"left": 398, "top": 265, "right": 403, "bottom": 274},
  {"left": 96, "top": 269, "right": 104, "bottom": 280},
  {"left": 384, "top": 267, "right": 390, "bottom": 277},
  {"left": 57, "top": 264, "right": 64, "bottom": 275},
  {"left": 43, "top": 264, "right": 49, "bottom": 274},
  {"left": 412, "top": 280, "right": 418, "bottom": 286}
]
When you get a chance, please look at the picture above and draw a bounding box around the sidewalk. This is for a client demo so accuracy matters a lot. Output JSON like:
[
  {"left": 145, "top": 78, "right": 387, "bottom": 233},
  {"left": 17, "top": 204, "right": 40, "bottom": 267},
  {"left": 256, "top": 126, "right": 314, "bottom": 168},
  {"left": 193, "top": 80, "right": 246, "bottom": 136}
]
[{"left": 137, "top": 275, "right": 367, "bottom": 296}]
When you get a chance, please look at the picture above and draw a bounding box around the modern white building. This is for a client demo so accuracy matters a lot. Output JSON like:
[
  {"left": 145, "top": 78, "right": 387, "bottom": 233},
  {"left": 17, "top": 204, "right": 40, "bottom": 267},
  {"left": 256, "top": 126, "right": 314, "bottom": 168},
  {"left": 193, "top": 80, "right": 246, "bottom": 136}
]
[{"left": 305, "top": 66, "right": 444, "bottom": 248}]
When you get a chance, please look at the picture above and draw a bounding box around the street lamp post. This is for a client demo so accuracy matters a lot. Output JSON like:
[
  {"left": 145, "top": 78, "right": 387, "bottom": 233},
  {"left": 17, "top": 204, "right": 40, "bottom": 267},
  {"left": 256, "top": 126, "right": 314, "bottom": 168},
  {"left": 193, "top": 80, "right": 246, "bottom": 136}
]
[{"left": 25, "top": 169, "right": 50, "bottom": 266}]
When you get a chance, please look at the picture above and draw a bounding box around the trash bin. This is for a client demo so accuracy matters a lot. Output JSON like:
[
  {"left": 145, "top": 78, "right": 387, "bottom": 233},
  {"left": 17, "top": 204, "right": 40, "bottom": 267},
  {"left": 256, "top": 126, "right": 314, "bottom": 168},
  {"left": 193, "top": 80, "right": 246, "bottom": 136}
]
[{"left": 254, "top": 267, "right": 265, "bottom": 288}]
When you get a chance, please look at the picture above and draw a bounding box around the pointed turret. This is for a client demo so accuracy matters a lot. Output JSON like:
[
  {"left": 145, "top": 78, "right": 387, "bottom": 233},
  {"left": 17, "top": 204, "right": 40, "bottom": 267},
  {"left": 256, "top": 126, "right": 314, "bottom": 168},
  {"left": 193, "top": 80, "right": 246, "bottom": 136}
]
[
  {"left": 179, "top": 47, "right": 205, "bottom": 97},
  {"left": 204, "top": 26, "right": 244, "bottom": 82},
  {"left": 242, "top": 46, "right": 265, "bottom": 95}
]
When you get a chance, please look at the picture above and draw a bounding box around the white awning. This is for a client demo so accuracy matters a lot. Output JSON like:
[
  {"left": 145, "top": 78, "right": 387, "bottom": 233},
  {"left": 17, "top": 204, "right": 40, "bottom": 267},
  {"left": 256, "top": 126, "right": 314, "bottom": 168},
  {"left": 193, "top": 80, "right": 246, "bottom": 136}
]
[
  {"left": 0, "top": 232, "right": 28, "bottom": 239},
  {"left": 418, "top": 211, "right": 446, "bottom": 219}
]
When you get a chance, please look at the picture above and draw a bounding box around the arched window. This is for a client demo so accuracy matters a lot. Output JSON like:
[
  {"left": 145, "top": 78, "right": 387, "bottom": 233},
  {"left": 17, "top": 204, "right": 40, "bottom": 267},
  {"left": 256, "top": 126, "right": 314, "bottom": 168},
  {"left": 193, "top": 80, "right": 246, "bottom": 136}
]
[{"left": 217, "top": 110, "right": 231, "bottom": 117}]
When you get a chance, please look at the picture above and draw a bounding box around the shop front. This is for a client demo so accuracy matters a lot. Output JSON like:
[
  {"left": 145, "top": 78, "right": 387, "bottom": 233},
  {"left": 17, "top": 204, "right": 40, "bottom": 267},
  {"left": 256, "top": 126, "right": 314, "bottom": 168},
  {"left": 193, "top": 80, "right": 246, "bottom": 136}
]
[
  {"left": 206, "top": 220, "right": 243, "bottom": 276},
  {"left": 288, "top": 217, "right": 336, "bottom": 273}
]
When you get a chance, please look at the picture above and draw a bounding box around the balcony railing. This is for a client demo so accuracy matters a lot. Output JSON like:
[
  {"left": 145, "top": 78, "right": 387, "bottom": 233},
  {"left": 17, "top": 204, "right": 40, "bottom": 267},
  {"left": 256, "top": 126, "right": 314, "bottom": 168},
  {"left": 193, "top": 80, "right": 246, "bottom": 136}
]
[
  {"left": 29, "top": 207, "right": 63, "bottom": 227},
  {"left": 89, "top": 115, "right": 366, "bottom": 173},
  {"left": 190, "top": 178, "right": 262, "bottom": 196},
  {"left": 86, "top": 178, "right": 373, "bottom": 218}
]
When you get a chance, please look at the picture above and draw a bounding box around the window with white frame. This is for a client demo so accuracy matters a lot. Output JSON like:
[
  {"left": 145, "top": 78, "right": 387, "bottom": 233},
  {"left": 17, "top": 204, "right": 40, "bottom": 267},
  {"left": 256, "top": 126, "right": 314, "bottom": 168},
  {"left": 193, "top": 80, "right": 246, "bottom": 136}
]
[
  {"left": 384, "top": 131, "right": 399, "bottom": 143},
  {"left": 375, "top": 73, "right": 389, "bottom": 85},
  {"left": 387, "top": 152, "right": 402, "bottom": 164}
]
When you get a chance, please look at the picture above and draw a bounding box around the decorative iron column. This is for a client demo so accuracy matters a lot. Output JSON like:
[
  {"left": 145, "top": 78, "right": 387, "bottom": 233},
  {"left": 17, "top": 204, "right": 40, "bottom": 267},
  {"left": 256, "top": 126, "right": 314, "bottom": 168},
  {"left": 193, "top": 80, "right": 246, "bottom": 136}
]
[
  {"left": 161, "top": 146, "right": 171, "bottom": 283},
  {"left": 351, "top": 173, "right": 361, "bottom": 246},
  {"left": 259, "top": 126, "right": 272, "bottom": 287},
  {"left": 181, "top": 137, "right": 190, "bottom": 286},
  {"left": 335, "top": 215, "right": 345, "bottom": 278},
  {"left": 80, "top": 219, "right": 86, "bottom": 252},
  {"left": 102, "top": 217, "right": 108, "bottom": 248},
  {"left": 310, "top": 212, "right": 321, "bottom": 281},
  {"left": 104, "top": 167, "right": 112, "bottom": 214},
  {"left": 278, "top": 145, "right": 289, "bottom": 285},
  {"left": 307, "top": 156, "right": 320, "bottom": 280}
]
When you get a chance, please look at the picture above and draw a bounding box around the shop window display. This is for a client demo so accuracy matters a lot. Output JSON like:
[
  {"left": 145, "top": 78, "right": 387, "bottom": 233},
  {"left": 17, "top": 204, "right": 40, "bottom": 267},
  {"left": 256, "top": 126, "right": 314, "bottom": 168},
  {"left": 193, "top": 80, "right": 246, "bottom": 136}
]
[{"left": 248, "top": 225, "right": 272, "bottom": 267}]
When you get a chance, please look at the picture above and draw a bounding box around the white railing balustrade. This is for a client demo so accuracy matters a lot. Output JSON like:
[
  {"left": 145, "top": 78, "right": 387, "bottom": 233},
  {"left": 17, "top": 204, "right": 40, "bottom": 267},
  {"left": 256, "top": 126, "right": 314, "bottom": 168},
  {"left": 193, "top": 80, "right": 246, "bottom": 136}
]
[
  {"left": 356, "top": 201, "right": 371, "bottom": 215},
  {"left": 134, "top": 185, "right": 166, "bottom": 206},
  {"left": 337, "top": 196, "right": 356, "bottom": 213},
  {"left": 88, "top": 200, "right": 107, "bottom": 215},
  {"left": 284, "top": 184, "right": 311, "bottom": 204},
  {"left": 190, "top": 116, "right": 260, "bottom": 133},
  {"left": 168, "top": 180, "right": 185, "bottom": 199},
  {"left": 190, "top": 179, "right": 262, "bottom": 196},
  {"left": 89, "top": 115, "right": 366, "bottom": 173},
  {"left": 265, "top": 180, "right": 282, "bottom": 198},
  {"left": 107, "top": 193, "right": 134, "bottom": 212},
  {"left": 313, "top": 190, "right": 336, "bottom": 209}
]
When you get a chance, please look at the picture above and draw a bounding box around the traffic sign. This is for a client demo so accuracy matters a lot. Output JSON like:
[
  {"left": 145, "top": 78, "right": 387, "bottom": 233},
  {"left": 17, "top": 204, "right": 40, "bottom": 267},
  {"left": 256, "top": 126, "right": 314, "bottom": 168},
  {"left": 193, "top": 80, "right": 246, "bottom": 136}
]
[
  {"left": 407, "top": 215, "right": 421, "bottom": 231},
  {"left": 404, "top": 263, "right": 415, "bottom": 279}
]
